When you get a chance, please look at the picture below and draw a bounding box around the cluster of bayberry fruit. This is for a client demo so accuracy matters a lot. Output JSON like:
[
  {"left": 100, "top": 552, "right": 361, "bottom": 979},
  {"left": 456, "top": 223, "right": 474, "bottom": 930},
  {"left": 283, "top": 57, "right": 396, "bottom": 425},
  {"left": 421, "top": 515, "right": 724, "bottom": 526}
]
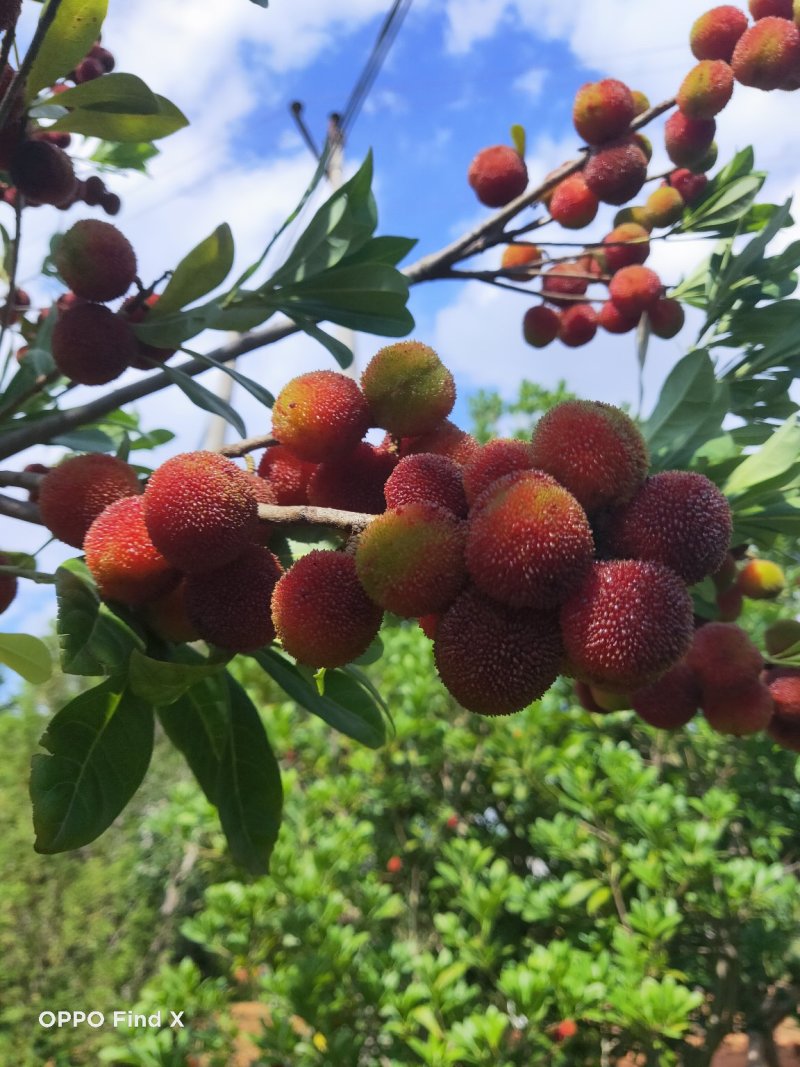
[
  {"left": 15, "top": 339, "right": 794, "bottom": 745},
  {"left": 17, "top": 217, "right": 173, "bottom": 385},
  {"left": 0, "top": 28, "right": 120, "bottom": 215},
  {"left": 467, "top": 1, "right": 800, "bottom": 349}
]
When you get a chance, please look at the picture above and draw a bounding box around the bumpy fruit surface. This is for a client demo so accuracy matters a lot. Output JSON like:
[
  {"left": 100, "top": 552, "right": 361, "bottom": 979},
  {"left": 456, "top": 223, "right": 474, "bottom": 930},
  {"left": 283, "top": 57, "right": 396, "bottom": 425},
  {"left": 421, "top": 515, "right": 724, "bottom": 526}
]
[
  {"left": 271, "top": 370, "right": 369, "bottom": 463},
  {"left": 434, "top": 586, "right": 562, "bottom": 716},
  {"left": 467, "top": 145, "right": 528, "bottom": 207},
  {"left": 766, "top": 674, "right": 800, "bottom": 749},
  {"left": 609, "top": 264, "right": 662, "bottom": 317},
  {"left": 608, "top": 470, "right": 732, "bottom": 584},
  {"left": 84, "top": 496, "right": 178, "bottom": 605},
  {"left": 39, "top": 453, "right": 141, "bottom": 548},
  {"left": 9, "top": 140, "right": 75, "bottom": 206},
  {"left": 751, "top": 0, "right": 793, "bottom": 15},
  {"left": 361, "top": 341, "right": 455, "bottom": 437},
  {"left": 560, "top": 559, "right": 694, "bottom": 690},
  {"left": 599, "top": 301, "right": 639, "bottom": 334},
  {"left": 462, "top": 439, "right": 534, "bottom": 507},
  {"left": 541, "top": 263, "right": 589, "bottom": 307},
  {"left": 530, "top": 400, "right": 648, "bottom": 513},
  {"left": 583, "top": 137, "right": 648, "bottom": 205},
  {"left": 736, "top": 557, "right": 786, "bottom": 598},
  {"left": 702, "top": 678, "right": 775, "bottom": 735},
  {"left": 644, "top": 186, "right": 685, "bottom": 228},
  {"left": 466, "top": 470, "right": 594, "bottom": 609},
  {"left": 549, "top": 174, "right": 598, "bottom": 228},
  {"left": 355, "top": 502, "right": 466, "bottom": 617},
  {"left": 668, "top": 168, "right": 708, "bottom": 203},
  {"left": 648, "top": 297, "right": 685, "bottom": 338},
  {"left": 690, "top": 5, "right": 749, "bottom": 61},
  {"left": 631, "top": 660, "right": 700, "bottom": 728},
  {"left": 572, "top": 78, "right": 636, "bottom": 144},
  {"left": 308, "top": 442, "right": 396, "bottom": 514},
  {"left": 686, "top": 622, "right": 763, "bottom": 690},
  {"left": 51, "top": 302, "right": 137, "bottom": 385},
  {"left": 732, "top": 16, "right": 800, "bottom": 88},
  {"left": 272, "top": 549, "right": 383, "bottom": 668},
  {"left": 0, "top": 552, "right": 17, "bottom": 615},
  {"left": 185, "top": 545, "right": 282, "bottom": 652},
  {"left": 677, "top": 59, "right": 735, "bottom": 118},
  {"left": 257, "top": 444, "right": 317, "bottom": 505},
  {"left": 522, "top": 305, "right": 558, "bottom": 345},
  {"left": 384, "top": 453, "right": 467, "bottom": 517},
  {"left": 664, "top": 112, "right": 717, "bottom": 167},
  {"left": 143, "top": 451, "right": 259, "bottom": 573},
  {"left": 54, "top": 219, "right": 137, "bottom": 301},
  {"left": 559, "top": 303, "right": 598, "bottom": 347},
  {"left": 400, "top": 420, "right": 480, "bottom": 466},
  {"left": 603, "top": 223, "right": 650, "bottom": 272}
]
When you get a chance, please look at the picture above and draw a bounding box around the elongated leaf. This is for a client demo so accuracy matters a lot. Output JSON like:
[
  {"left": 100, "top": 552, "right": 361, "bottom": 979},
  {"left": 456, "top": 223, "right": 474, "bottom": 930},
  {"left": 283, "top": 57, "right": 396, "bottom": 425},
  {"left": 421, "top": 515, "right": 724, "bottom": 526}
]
[
  {"left": 158, "top": 672, "right": 230, "bottom": 804},
  {"left": 43, "top": 72, "right": 161, "bottom": 113},
  {"left": 128, "top": 649, "right": 225, "bottom": 706},
  {"left": 680, "top": 174, "right": 764, "bottom": 232},
  {"left": 56, "top": 559, "right": 145, "bottom": 676},
  {"left": 49, "top": 95, "right": 188, "bottom": 142},
  {"left": 273, "top": 262, "right": 414, "bottom": 336},
  {"left": 156, "top": 362, "right": 246, "bottom": 436},
  {"left": 31, "top": 678, "right": 154, "bottom": 853},
  {"left": 253, "top": 647, "right": 386, "bottom": 748},
  {"left": 156, "top": 224, "right": 235, "bottom": 315},
  {"left": 27, "top": 0, "right": 109, "bottom": 102},
  {"left": 723, "top": 415, "right": 800, "bottom": 502},
  {"left": 644, "top": 350, "right": 728, "bottom": 469},
  {"left": 91, "top": 139, "right": 159, "bottom": 172},
  {"left": 294, "top": 317, "right": 353, "bottom": 368},
  {"left": 0, "top": 633, "right": 52, "bottom": 684},
  {"left": 217, "top": 673, "right": 282, "bottom": 874},
  {"left": 337, "top": 235, "right": 418, "bottom": 268},
  {"left": 180, "top": 346, "right": 275, "bottom": 410}
]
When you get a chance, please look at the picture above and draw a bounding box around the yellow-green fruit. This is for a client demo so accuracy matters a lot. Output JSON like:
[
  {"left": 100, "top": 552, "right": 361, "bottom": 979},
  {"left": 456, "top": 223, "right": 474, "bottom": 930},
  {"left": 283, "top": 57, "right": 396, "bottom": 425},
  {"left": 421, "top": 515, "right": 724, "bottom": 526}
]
[
  {"left": 355, "top": 502, "right": 466, "bottom": 617},
  {"left": 677, "top": 59, "right": 735, "bottom": 119},
  {"left": 644, "top": 186, "right": 685, "bottom": 228},
  {"left": 737, "top": 558, "right": 786, "bottom": 599},
  {"left": 466, "top": 470, "right": 594, "bottom": 609},
  {"left": 361, "top": 341, "right": 455, "bottom": 437},
  {"left": 631, "top": 89, "right": 650, "bottom": 115},
  {"left": 271, "top": 370, "right": 370, "bottom": 463},
  {"left": 764, "top": 618, "right": 800, "bottom": 657},
  {"left": 613, "top": 205, "right": 653, "bottom": 231}
]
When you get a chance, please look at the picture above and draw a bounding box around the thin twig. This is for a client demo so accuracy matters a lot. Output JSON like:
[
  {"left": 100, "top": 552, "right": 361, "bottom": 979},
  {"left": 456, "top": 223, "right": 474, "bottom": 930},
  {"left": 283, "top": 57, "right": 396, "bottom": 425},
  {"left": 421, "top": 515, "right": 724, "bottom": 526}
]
[
  {"left": 0, "top": 0, "right": 66, "bottom": 131},
  {"left": 219, "top": 433, "right": 278, "bottom": 458},
  {"left": 0, "top": 468, "right": 42, "bottom": 489},
  {"left": 0, "top": 367, "right": 60, "bottom": 422},
  {"left": 0, "top": 564, "right": 56, "bottom": 583},
  {"left": 0, "top": 492, "right": 41, "bottom": 524},
  {"left": 258, "top": 502, "right": 376, "bottom": 531}
]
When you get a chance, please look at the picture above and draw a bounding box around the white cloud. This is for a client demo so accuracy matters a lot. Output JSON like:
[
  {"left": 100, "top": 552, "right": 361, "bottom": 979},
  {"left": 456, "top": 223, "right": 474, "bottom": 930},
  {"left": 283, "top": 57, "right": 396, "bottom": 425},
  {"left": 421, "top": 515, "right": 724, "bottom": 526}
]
[{"left": 514, "top": 67, "right": 547, "bottom": 101}]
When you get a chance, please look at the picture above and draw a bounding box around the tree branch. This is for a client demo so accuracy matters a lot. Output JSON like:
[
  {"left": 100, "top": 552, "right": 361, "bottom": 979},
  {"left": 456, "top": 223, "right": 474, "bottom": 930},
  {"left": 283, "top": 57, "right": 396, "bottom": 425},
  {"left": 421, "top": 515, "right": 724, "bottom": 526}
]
[
  {"left": 219, "top": 433, "right": 278, "bottom": 458},
  {"left": 0, "top": 469, "right": 42, "bottom": 489},
  {"left": 258, "top": 502, "right": 375, "bottom": 532},
  {"left": 0, "top": 0, "right": 65, "bottom": 131},
  {"left": 0, "top": 492, "right": 41, "bottom": 524}
]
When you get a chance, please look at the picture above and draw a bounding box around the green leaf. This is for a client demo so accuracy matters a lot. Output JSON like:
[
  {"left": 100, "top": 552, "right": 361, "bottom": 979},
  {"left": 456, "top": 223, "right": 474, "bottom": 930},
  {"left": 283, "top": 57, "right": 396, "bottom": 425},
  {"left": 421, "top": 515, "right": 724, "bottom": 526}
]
[
  {"left": 26, "top": 0, "right": 109, "bottom": 102},
  {"left": 510, "top": 124, "right": 526, "bottom": 158},
  {"left": 336, "top": 235, "right": 417, "bottom": 268},
  {"left": 128, "top": 649, "right": 225, "bottom": 706},
  {"left": 155, "top": 362, "right": 246, "bottom": 437},
  {"left": 252, "top": 647, "right": 386, "bottom": 748},
  {"left": 680, "top": 174, "right": 764, "bottom": 232},
  {"left": 644, "top": 350, "right": 729, "bottom": 470},
  {"left": 267, "top": 152, "right": 377, "bottom": 287},
  {"left": 217, "top": 673, "right": 282, "bottom": 874},
  {"left": 51, "top": 427, "right": 117, "bottom": 452},
  {"left": 30, "top": 677, "right": 154, "bottom": 853},
  {"left": 0, "top": 633, "right": 52, "bottom": 684},
  {"left": 156, "top": 224, "right": 235, "bottom": 315},
  {"left": 91, "top": 139, "right": 159, "bottom": 172},
  {"left": 724, "top": 416, "right": 800, "bottom": 503},
  {"left": 293, "top": 317, "right": 353, "bottom": 369},
  {"left": 269, "top": 524, "right": 345, "bottom": 571},
  {"left": 177, "top": 345, "right": 275, "bottom": 411},
  {"left": 157, "top": 672, "right": 230, "bottom": 805},
  {"left": 56, "top": 559, "right": 145, "bottom": 676},
  {"left": 45, "top": 75, "right": 189, "bottom": 142}
]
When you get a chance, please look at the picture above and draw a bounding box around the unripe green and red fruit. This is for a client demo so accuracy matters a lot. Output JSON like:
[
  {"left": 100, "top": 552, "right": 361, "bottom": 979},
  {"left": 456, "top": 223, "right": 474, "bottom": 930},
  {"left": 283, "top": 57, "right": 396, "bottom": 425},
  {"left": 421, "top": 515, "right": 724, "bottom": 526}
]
[
  {"left": 466, "top": 469, "right": 594, "bottom": 610},
  {"left": 736, "top": 557, "right": 786, "bottom": 598},
  {"left": 84, "top": 496, "right": 178, "bottom": 606},
  {"left": 38, "top": 453, "right": 141, "bottom": 549},
  {"left": 462, "top": 439, "right": 535, "bottom": 507},
  {"left": 355, "top": 502, "right": 467, "bottom": 617},
  {"left": 572, "top": 78, "right": 636, "bottom": 144},
  {"left": 560, "top": 559, "right": 694, "bottom": 690},
  {"left": 9, "top": 140, "right": 76, "bottom": 206},
  {"left": 272, "top": 549, "right": 383, "bottom": 668},
  {"left": 52, "top": 302, "right": 137, "bottom": 386},
  {"left": 523, "top": 304, "right": 560, "bottom": 347},
  {"left": 467, "top": 144, "right": 528, "bottom": 207},
  {"left": 361, "top": 341, "right": 455, "bottom": 437},
  {"left": 54, "top": 219, "right": 137, "bottom": 302},
  {"left": 603, "top": 223, "right": 650, "bottom": 272},
  {"left": 677, "top": 59, "right": 735, "bottom": 118},
  {"left": 501, "top": 243, "right": 542, "bottom": 272},
  {"left": 384, "top": 452, "right": 467, "bottom": 517},
  {"left": 549, "top": 174, "right": 598, "bottom": 229},
  {"left": 434, "top": 586, "right": 562, "bottom": 716},
  {"left": 690, "top": 6, "right": 749, "bottom": 61},
  {"left": 664, "top": 112, "right": 717, "bottom": 168},
  {"left": 583, "top": 137, "right": 648, "bottom": 205},
  {"left": 732, "top": 16, "right": 800, "bottom": 89},
  {"left": 608, "top": 470, "right": 732, "bottom": 585},
  {"left": 185, "top": 545, "right": 282, "bottom": 652},
  {"left": 530, "top": 400, "right": 648, "bottom": 513},
  {"left": 143, "top": 451, "right": 259, "bottom": 574},
  {"left": 644, "top": 186, "right": 685, "bottom": 228},
  {"left": 609, "top": 264, "right": 663, "bottom": 318},
  {"left": 559, "top": 303, "right": 598, "bottom": 347},
  {"left": 272, "top": 370, "right": 370, "bottom": 462}
]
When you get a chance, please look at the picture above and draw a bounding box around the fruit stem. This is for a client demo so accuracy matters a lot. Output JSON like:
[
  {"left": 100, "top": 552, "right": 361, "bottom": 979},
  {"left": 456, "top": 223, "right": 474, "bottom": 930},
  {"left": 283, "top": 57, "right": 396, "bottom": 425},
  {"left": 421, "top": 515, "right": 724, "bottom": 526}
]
[{"left": 257, "top": 502, "right": 375, "bottom": 532}]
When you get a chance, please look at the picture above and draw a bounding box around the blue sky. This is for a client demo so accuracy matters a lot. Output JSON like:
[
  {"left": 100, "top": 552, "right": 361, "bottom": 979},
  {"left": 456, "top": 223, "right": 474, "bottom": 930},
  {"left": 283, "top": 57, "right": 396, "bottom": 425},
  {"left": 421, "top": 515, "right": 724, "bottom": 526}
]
[{"left": 3, "top": 0, "right": 800, "bottom": 638}]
